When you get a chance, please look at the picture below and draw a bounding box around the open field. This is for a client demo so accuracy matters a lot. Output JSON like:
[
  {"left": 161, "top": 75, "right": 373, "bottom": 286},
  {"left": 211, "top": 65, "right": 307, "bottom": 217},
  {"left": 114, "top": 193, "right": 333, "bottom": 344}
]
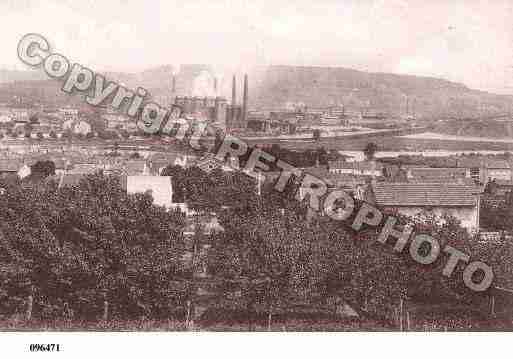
[
  {"left": 247, "top": 133, "right": 513, "bottom": 152},
  {"left": 5, "top": 129, "right": 513, "bottom": 155},
  {"left": 400, "top": 132, "right": 513, "bottom": 144}
]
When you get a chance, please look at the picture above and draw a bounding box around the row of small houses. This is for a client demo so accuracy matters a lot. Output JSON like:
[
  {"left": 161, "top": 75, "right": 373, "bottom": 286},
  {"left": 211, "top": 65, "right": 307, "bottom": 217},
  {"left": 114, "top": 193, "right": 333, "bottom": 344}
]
[
  {"left": 3, "top": 152, "right": 513, "bottom": 234},
  {"left": 309, "top": 173, "right": 482, "bottom": 233},
  {"left": 0, "top": 153, "right": 196, "bottom": 180},
  {"left": 327, "top": 157, "right": 513, "bottom": 184},
  {"left": 308, "top": 160, "right": 513, "bottom": 234}
]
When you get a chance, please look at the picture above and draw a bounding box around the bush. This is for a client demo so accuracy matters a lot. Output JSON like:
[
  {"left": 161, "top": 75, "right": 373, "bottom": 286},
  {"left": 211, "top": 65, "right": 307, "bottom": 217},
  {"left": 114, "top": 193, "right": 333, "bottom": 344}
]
[{"left": 0, "top": 174, "right": 187, "bottom": 321}]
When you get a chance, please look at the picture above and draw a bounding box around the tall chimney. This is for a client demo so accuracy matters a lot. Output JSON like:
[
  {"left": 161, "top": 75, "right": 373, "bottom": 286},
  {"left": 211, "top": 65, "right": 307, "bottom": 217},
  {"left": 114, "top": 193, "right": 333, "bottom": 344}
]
[
  {"left": 172, "top": 75, "right": 176, "bottom": 93},
  {"left": 231, "top": 75, "right": 236, "bottom": 106},
  {"left": 242, "top": 73, "right": 248, "bottom": 125}
]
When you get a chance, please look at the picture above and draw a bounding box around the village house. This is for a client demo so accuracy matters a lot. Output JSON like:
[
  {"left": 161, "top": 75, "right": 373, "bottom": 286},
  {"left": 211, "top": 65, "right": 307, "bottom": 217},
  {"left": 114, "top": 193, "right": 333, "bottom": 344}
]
[
  {"left": 0, "top": 159, "right": 22, "bottom": 178},
  {"left": 104, "top": 113, "right": 130, "bottom": 130},
  {"left": 484, "top": 159, "right": 511, "bottom": 182},
  {"left": 371, "top": 182, "right": 481, "bottom": 232},
  {"left": 52, "top": 158, "right": 71, "bottom": 175},
  {"left": 122, "top": 175, "right": 190, "bottom": 214},
  {"left": 406, "top": 167, "right": 469, "bottom": 182},
  {"left": 486, "top": 179, "right": 513, "bottom": 197},
  {"left": 149, "top": 160, "right": 171, "bottom": 176},
  {"left": 58, "top": 108, "right": 79, "bottom": 122},
  {"left": 147, "top": 152, "right": 192, "bottom": 175},
  {"left": 193, "top": 153, "right": 237, "bottom": 173},
  {"left": 124, "top": 175, "right": 174, "bottom": 208},
  {"left": 29, "top": 125, "right": 54, "bottom": 139},
  {"left": 456, "top": 158, "right": 512, "bottom": 184},
  {"left": 17, "top": 163, "right": 31, "bottom": 179},
  {"left": 124, "top": 160, "right": 150, "bottom": 176},
  {"left": 57, "top": 173, "right": 87, "bottom": 189},
  {"left": 328, "top": 160, "right": 383, "bottom": 177},
  {"left": 68, "top": 163, "right": 102, "bottom": 175}
]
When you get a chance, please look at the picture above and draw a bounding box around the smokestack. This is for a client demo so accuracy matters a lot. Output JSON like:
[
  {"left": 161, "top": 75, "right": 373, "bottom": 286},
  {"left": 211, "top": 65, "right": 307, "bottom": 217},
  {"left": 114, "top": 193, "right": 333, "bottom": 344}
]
[
  {"left": 242, "top": 73, "right": 248, "bottom": 125},
  {"left": 214, "top": 77, "right": 218, "bottom": 93},
  {"left": 231, "top": 75, "right": 236, "bottom": 106},
  {"left": 172, "top": 75, "right": 176, "bottom": 93}
]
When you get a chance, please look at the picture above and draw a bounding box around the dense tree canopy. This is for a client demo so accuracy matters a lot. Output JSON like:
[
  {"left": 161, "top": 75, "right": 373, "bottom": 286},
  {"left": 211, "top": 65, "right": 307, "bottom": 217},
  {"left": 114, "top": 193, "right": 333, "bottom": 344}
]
[
  {"left": 0, "top": 162, "right": 507, "bottom": 328},
  {"left": 0, "top": 173, "right": 186, "bottom": 320}
]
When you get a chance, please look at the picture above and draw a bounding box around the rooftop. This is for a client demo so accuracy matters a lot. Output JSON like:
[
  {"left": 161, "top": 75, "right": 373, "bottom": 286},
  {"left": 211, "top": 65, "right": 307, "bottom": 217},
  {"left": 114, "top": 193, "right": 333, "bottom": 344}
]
[
  {"left": 329, "top": 160, "right": 383, "bottom": 171},
  {"left": 58, "top": 173, "right": 87, "bottom": 188},
  {"left": 0, "top": 159, "right": 21, "bottom": 172},
  {"left": 409, "top": 167, "right": 468, "bottom": 180},
  {"left": 372, "top": 182, "right": 480, "bottom": 207}
]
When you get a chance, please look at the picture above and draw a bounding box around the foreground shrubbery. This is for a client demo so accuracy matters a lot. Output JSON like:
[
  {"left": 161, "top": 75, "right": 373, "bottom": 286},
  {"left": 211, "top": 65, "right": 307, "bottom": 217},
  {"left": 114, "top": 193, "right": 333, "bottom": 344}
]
[
  {"left": 0, "top": 170, "right": 509, "bottom": 329},
  {"left": 0, "top": 174, "right": 186, "bottom": 321}
]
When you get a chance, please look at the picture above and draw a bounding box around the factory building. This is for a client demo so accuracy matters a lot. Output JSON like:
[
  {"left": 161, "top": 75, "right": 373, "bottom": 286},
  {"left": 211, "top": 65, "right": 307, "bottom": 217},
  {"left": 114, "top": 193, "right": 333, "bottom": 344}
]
[
  {"left": 174, "top": 96, "right": 228, "bottom": 127},
  {"left": 173, "top": 71, "right": 248, "bottom": 131}
]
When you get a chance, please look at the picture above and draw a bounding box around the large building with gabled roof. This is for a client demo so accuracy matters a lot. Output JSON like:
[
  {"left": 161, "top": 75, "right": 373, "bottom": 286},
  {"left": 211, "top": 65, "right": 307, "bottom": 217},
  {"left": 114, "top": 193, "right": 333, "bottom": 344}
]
[{"left": 371, "top": 182, "right": 482, "bottom": 232}]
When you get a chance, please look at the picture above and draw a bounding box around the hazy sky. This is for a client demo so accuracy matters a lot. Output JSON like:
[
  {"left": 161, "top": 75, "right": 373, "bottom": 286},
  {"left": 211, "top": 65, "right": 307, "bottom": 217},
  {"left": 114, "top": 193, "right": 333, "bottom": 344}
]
[{"left": 3, "top": 0, "right": 513, "bottom": 94}]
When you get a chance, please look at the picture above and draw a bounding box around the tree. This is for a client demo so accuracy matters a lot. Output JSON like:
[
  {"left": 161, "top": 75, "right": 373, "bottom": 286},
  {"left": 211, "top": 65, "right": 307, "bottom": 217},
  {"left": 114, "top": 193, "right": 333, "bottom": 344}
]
[
  {"left": 24, "top": 122, "right": 33, "bottom": 133},
  {"left": 363, "top": 142, "right": 378, "bottom": 160},
  {"left": 88, "top": 113, "right": 107, "bottom": 134},
  {"left": 0, "top": 173, "right": 187, "bottom": 321},
  {"left": 208, "top": 211, "right": 324, "bottom": 327},
  {"left": 119, "top": 130, "right": 130, "bottom": 139},
  {"left": 29, "top": 160, "right": 56, "bottom": 180},
  {"left": 62, "top": 130, "right": 73, "bottom": 141},
  {"left": 213, "top": 132, "right": 224, "bottom": 153},
  {"left": 313, "top": 129, "right": 321, "bottom": 141},
  {"left": 29, "top": 114, "right": 39, "bottom": 124},
  {"left": 316, "top": 147, "right": 329, "bottom": 165}
]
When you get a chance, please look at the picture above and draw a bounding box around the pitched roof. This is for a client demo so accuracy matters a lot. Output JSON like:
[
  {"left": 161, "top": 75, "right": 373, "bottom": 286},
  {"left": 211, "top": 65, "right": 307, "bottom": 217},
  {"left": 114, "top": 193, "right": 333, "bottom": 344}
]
[
  {"left": 0, "top": 159, "right": 21, "bottom": 172},
  {"left": 302, "top": 165, "right": 329, "bottom": 179},
  {"left": 492, "top": 179, "right": 513, "bottom": 187},
  {"left": 456, "top": 157, "right": 483, "bottom": 168},
  {"left": 150, "top": 160, "right": 170, "bottom": 175},
  {"left": 409, "top": 167, "right": 467, "bottom": 180},
  {"left": 329, "top": 160, "right": 383, "bottom": 171},
  {"left": 455, "top": 158, "right": 512, "bottom": 169},
  {"left": 58, "top": 173, "right": 86, "bottom": 188},
  {"left": 69, "top": 163, "right": 100, "bottom": 174},
  {"left": 372, "top": 182, "right": 480, "bottom": 207},
  {"left": 195, "top": 153, "right": 223, "bottom": 173},
  {"left": 328, "top": 160, "right": 349, "bottom": 169},
  {"left": 46, "top": 158, "right": 69, "bottom": 170},
  {"left": 125, "top": 160, "right": 147, "bottom": 175},
  {"left": 485, "top": 159, "right": 510, "bottom": 169}
]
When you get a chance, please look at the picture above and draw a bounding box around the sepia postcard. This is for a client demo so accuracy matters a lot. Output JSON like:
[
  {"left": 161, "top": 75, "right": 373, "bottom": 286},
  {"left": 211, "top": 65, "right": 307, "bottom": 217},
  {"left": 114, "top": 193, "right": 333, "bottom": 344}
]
[{"left": 1, "top": 0, "right": 513, "bottom": 357}]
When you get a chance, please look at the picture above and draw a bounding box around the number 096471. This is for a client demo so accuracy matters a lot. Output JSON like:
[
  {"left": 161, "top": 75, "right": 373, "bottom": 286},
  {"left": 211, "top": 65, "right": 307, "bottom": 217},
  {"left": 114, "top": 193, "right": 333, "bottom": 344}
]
[{"left": 29, "top": 344, "right": 61, "bottom": 352}]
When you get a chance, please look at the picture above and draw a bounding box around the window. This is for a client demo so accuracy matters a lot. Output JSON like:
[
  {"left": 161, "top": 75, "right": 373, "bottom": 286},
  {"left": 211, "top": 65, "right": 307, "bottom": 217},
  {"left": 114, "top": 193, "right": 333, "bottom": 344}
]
[{"left": 470, "top": 168, "right": 480, "bottom": 181}]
